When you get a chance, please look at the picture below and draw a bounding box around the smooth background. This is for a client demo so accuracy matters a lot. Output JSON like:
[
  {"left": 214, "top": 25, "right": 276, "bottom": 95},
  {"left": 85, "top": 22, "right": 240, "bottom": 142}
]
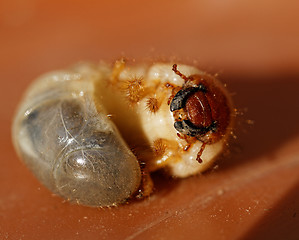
[{"left": 1, "top": 0, "right": 299, "bottom": 239}]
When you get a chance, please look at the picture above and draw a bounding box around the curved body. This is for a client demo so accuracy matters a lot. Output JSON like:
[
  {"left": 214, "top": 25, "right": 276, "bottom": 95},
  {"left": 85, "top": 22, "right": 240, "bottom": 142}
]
[
  {"left": 12, "top": 61, "right": 233, "bottom": 206},
  {"left": 12, "top": 65, "right": 141, "bottom": 207}
]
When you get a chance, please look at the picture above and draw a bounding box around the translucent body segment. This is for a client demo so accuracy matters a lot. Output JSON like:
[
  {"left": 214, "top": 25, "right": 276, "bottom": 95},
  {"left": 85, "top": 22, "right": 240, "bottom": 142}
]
[{"left": 12, "top": 66, "right": 141, "bottom": 207}]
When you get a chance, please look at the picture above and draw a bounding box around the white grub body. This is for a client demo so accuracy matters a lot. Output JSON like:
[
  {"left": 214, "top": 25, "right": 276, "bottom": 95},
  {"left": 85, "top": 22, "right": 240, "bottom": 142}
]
[
  {"left": 112, "top": 63, "right": 228, "bottom": 176},
  {"left": 12, "top": 61, "right": 233, "bottom": 207}
]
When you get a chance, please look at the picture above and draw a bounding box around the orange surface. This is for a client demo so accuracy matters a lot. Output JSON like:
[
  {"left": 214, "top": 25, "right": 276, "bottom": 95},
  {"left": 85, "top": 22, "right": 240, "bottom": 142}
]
[{"left": 1, "top": 0, "right": 299, "bottom": 239}]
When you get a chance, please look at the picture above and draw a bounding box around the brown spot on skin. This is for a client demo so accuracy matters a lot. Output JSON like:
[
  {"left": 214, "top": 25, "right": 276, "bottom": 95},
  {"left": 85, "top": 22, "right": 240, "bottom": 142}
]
[
  {"left": 146, "top": 97, "right": 160, "bottom": 113},
  {"left": 152, "top": 139, "right": 167, "bottom": 157},
  {"left": 121, "top": 77, "right": 144, "bottom": 103}
]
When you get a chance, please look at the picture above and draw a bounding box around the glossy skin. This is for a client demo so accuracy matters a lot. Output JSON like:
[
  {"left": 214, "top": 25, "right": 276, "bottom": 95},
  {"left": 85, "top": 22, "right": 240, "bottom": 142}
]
[
  {"left": 186, "top": 91, "right": 213, "bottom": 127},
  {"left": 12, "top": 68, "right": 142, "bottom": 207}
]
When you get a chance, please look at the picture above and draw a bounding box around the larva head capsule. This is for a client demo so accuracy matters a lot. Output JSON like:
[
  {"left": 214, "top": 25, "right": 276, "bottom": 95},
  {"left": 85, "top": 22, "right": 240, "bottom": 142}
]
[
  {"left": 12, "top": 61, "right": 234, "bottom": 207},
  {"left": 169, "top": 64, "right": 232, "bottom": 163}
]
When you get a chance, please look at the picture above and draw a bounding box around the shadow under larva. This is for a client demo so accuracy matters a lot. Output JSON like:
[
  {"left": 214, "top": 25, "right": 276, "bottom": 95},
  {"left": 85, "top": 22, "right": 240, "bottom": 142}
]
[{"left": 12, "top": 60, "right": 234, "bottom": 207}]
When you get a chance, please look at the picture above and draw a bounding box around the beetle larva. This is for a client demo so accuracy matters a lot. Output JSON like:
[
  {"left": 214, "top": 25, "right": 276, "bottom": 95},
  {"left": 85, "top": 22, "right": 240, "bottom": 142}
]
[{"left": 12, "top": 60, "right": 234, "bottom": 207}]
